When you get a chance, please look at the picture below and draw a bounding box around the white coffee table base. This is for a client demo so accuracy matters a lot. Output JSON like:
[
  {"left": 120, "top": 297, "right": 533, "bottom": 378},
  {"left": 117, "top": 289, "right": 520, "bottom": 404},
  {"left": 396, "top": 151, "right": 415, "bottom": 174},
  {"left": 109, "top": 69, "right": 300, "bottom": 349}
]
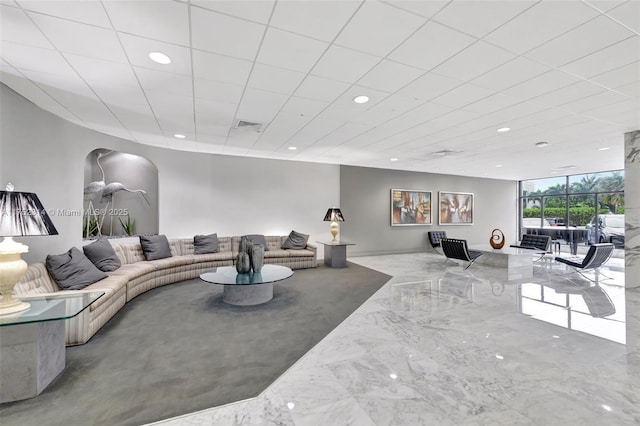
[{"left": 223, "top": 283, "right": 273, "bottom": 306}]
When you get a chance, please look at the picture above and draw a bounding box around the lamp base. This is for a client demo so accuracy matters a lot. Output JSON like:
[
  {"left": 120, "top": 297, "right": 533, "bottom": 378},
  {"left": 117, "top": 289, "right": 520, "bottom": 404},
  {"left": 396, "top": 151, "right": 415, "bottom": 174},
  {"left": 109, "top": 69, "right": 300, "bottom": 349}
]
[
  {"left": 0, "top": 238, "right": 30, "bottom": 316},
  {"left": 0, "top": 299, "right": 30, "bottom": 316},
  {"left": 330, "top": 221, "right": 339, "bottom": 242}
]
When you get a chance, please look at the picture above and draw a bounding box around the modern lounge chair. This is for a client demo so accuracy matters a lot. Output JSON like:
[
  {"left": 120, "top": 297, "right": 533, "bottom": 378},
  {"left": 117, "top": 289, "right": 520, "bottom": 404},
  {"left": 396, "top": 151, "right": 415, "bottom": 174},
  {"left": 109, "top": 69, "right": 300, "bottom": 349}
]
[
  {"left": 555, "top": 243, "right": 614, "bottom": 282},
  {"left": 440, "top": 238, "right": 483, "bottom": 270},
  {"left": 427, "top": 231, "right": 447, "bottom": 255},
  {"left": 510, "top": 234, "right": 552, "bottom": 261}
]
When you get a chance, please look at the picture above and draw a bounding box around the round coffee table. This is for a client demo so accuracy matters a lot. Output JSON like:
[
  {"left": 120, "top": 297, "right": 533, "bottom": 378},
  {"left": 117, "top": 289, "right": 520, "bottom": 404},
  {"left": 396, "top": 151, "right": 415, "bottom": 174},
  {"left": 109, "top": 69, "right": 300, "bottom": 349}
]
[{"left": 199, "top": 265, "right": 293, "bottom": 306}]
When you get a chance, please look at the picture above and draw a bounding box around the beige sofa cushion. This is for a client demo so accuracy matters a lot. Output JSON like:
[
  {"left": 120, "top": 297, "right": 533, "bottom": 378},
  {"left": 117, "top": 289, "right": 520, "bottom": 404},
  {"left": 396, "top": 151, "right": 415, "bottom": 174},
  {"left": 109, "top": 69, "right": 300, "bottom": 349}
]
[
  {"left": 14, "top": 263, "right": 59, "bottom": 295},
  {"left": 283, "top": 249, "right": 315, "bottom": 257},
  {"left": 264, "top": 249, "right": 291, "bottom": 259},
  {"left": 191, "top": 251, "right": 235, "bottom": 262},
  {"left": 83, "top": 275, "right": 128, "bottom": 311},
  {"left": 108, "top": 262, "right": 156, "bottom": 281},
  {"left": 149, "top": 255, "right": 194, "bottom": 270}
]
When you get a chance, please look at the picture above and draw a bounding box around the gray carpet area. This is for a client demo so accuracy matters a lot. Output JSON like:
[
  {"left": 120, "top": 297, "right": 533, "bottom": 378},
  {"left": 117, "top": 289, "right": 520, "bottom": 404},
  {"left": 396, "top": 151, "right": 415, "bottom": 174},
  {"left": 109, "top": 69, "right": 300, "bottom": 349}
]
[{"left": 0, "top": 263, "right": 390, "bottom": 426}]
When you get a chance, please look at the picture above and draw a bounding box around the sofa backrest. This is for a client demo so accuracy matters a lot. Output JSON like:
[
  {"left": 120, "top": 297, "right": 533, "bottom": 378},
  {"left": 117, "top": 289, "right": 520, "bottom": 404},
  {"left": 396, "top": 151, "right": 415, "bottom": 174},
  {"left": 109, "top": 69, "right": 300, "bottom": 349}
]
[
  {"left": 231, "top": 236, "right": 286, "bottom": 252},
  {"left": 180, "top": 237, "right": 232, "bottom": 255},
  {"left": 14, "top": 262, "right": 59, "bottom": 296}
]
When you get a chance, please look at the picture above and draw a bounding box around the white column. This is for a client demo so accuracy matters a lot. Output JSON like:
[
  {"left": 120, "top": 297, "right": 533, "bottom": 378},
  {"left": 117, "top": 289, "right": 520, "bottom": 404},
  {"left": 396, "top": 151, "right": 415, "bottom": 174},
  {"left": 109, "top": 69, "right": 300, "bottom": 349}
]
[{"left": 625, "top": 131, "right": 640, "bottom": 289}]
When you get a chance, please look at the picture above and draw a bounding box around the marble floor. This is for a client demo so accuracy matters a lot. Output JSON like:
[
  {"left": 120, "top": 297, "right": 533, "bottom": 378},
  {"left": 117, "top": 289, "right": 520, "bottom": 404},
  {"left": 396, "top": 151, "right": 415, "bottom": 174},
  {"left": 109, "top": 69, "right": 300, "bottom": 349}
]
[{"left": 149, "top": 253, "right": 640, "bottom": 426}]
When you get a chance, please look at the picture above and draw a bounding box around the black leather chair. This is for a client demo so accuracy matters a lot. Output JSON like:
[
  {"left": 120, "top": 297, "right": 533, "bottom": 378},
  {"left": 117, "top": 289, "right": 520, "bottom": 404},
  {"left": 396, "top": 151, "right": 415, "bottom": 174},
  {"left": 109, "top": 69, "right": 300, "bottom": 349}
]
[
  {"left": 510, "top": 234, "right": 551, "bottom": 252},
  {"left": 555, "top": 243, "right": 614, "bottom": 281},
  {"left": 427, "top": 231, "right": 447, "bottom": 254},
  {"left": 440, "top": 238, "right": 483, "bottom": 270}
]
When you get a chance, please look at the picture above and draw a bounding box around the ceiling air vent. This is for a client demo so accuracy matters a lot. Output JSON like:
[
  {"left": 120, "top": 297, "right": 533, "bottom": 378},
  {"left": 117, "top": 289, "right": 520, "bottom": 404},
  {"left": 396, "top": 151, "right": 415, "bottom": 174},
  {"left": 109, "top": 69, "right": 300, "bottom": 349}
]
[{"left": 233, "top": 119, "right": 264, "bottom": 132}]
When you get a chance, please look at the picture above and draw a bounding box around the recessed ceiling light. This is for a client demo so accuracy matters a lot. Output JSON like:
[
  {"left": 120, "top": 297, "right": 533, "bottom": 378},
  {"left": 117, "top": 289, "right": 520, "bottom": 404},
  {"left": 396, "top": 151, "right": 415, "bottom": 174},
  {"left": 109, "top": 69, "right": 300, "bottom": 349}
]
[
  {"left": 496, "top": 127, "right": 510, "bottom": 133},
  {"left": 390, "top": 158, "right": 398, "bottom": 162},
  {"left": 173, "top": 134, "right": 185, "bottom": 139},
  {"left": 353, "top": 95, "right": 369, "bottom": 104},
  {"left": 535, "top": 141, "right": 549, "bottom": 148},
  {"left": 288, "top": 146, "right": 297, "bottom": 150},
  {"left": 495, "top": 164, "right": 503, "bottom": 168},
  {"left": 598, "top": 147, "right": 610, "bottom": 151},
  {"left": 149, "top": 51, "right": 171, "bottom": 65}
]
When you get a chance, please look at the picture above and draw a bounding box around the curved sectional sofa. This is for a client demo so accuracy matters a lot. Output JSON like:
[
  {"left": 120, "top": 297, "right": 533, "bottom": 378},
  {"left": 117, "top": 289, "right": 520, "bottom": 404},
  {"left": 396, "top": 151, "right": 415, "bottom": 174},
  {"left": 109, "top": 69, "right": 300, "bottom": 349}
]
[{"left": 14, "top": 236, "right": 317, "bottom": 345}]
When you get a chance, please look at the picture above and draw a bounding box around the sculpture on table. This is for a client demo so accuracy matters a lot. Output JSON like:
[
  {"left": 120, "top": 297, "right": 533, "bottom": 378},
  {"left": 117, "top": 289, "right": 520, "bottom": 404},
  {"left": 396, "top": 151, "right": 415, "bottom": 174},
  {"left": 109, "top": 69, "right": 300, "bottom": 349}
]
[
  {"left": 490, "top": 228, "right": 505, "bottom": 249},
  {"left": 101, "top": 182, "right": 149, "bottom": 236}
]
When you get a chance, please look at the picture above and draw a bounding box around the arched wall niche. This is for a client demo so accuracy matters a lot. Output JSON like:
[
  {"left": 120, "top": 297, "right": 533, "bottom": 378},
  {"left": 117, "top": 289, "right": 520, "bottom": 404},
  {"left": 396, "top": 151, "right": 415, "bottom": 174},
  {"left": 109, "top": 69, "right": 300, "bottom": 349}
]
[{"left": 83, "top": 148, "right": 158, "bottom": 239}]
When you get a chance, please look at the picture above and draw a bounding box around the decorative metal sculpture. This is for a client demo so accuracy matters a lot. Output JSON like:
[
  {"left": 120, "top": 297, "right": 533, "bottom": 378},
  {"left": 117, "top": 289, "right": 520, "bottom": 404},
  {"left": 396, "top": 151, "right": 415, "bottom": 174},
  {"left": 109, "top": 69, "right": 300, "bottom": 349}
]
[{"left": 490, "top": 228, "right": 505, "bottom": 249}]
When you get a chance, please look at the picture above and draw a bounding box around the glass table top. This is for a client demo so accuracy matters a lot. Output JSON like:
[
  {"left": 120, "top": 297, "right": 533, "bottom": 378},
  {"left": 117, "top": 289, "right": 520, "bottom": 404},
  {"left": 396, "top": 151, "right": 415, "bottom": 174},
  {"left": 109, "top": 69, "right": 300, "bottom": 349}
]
[
  {"left": 0, "top": 291, "right": 104, "bottom": 327},
  {"left": 316, "top": 240, "right": 356, "bottom": 246},
  {"left": 200, "top": 264, "right": 293, "bottom": 286}
]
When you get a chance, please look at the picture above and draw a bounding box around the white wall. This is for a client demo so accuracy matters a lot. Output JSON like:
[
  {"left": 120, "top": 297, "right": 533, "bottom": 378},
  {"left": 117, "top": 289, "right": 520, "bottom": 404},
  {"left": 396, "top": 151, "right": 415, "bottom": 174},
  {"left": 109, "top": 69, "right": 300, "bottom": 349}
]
[
  {"left": 339, "top": 165, "right": 518, "bottom": 256},
  {"left": 0, "top": 84, "right": 339, "bottom": 263}
]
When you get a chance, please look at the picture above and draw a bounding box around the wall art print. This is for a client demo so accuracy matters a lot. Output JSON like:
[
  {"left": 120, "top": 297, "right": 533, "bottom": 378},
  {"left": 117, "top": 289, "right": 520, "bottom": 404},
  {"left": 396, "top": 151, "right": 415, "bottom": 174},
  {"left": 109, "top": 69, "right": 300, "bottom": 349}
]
[
  {"left": 439, "top": 191, "right": 473, "bottom": 225},
  {"left": 391, "top": 189, "right": 432, "bottom": 226}
]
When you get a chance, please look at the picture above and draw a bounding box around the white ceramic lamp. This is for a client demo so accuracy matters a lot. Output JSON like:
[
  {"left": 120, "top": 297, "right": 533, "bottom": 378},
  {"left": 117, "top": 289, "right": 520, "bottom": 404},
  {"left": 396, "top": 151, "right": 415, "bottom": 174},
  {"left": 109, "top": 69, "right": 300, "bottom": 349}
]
[
  {"left": 0, "top": 184, "right": 58, "bottom": 315},
  {"left": 323, "top": 208, "right": 345, "bottom": 242}
]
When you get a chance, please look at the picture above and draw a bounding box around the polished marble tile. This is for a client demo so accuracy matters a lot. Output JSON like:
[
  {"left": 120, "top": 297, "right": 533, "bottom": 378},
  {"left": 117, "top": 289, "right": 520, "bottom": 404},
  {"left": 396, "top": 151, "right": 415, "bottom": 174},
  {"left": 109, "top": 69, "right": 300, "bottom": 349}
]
[{"left": 150, "top": 252, "right": 639, "bottom": 425}]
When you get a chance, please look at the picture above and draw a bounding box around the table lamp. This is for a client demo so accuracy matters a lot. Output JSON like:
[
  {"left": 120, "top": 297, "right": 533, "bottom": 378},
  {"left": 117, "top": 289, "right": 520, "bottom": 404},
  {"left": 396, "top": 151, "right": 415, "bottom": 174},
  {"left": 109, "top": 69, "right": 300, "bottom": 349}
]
[
  {"left": 323, "top": 207, "right": 344, "bottom": 242},
  {"left": 0, "top": 183, "right": 58, "bottom": 315}
]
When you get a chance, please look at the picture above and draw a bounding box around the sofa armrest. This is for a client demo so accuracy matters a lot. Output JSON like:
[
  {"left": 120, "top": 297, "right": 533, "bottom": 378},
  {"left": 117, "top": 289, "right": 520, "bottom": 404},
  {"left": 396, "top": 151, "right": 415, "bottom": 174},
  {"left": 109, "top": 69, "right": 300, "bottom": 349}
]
[{"left": 305, "top": 243, "right": 317, "bottom": 254}]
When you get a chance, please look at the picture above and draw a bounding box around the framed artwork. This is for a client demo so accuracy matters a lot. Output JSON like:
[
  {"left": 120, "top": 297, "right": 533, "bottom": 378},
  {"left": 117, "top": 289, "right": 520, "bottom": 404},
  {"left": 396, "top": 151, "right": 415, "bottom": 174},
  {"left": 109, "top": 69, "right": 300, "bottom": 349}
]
[
  {"left": 391, "top": 189, "right": 432, "bottom": 226},
  {"left": 439, "top": 191, "right": 474, "bottom": 225}
]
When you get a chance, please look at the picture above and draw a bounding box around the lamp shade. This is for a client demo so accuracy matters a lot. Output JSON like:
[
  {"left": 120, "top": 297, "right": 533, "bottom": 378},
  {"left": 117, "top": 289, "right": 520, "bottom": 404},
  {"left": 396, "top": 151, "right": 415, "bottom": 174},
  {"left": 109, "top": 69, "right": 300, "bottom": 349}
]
[
  {"left": 323, "top": 208, "right": 345, "bottom": 222},
  {"left": 0, "top": 191, "right": 58, "bottom": 237}
]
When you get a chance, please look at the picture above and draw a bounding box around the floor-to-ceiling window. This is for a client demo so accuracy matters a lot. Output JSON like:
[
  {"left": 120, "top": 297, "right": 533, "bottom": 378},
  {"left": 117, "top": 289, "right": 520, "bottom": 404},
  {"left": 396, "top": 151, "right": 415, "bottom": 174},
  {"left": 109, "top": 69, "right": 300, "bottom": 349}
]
[{"left": 519, "top": 171, "right": 625, "bottom": 248}]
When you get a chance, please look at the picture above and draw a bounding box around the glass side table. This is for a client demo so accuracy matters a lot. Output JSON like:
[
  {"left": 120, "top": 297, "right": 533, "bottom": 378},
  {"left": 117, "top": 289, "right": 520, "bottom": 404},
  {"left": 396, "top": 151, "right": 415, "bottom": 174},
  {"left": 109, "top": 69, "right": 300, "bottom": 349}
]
[
  {"left": 0, "top": 291, "right": 104, "bottom": 403},
  {"left": 316, "top": 241, "right": 356, "bottom": 268}
]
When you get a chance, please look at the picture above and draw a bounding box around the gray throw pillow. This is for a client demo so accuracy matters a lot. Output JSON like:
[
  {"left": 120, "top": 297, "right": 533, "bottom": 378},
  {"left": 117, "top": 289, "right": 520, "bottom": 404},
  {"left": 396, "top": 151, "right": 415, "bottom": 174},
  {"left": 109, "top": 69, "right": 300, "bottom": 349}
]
[
  {"left": 83, "top": 237, "right": 121, "bottom": 272},
  {"left": 140, "top": 235, "right": 172, "bottom": 260},
  {"left": 242, "top": 234, "right": 269, "bottom": 251},
  {"left": 282, "top": 230, "right": 309, "bottom": 250},
  {"left": 194, "top": 233, "right": 219, "bottom": 254},
  {"left": 46, "top": 247, "right": 108, "bottom": 290}
]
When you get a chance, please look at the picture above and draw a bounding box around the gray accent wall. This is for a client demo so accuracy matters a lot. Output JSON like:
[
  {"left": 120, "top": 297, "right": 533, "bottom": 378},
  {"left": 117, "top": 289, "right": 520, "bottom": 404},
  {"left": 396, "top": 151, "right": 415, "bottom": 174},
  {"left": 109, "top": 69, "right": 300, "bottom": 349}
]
[
  {"left": 0, "top": 84, "right": 339, "bottom": 263},
  {"left": 339, "top": 165, "right": 518, "bottom": 256}
]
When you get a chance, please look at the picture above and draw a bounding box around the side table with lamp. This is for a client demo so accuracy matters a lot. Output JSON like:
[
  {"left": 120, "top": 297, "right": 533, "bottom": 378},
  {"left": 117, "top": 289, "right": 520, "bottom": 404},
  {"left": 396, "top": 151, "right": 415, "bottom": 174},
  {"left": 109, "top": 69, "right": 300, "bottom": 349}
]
[{"left": 319, "top": 207, "right": 355, "bottom": 268}]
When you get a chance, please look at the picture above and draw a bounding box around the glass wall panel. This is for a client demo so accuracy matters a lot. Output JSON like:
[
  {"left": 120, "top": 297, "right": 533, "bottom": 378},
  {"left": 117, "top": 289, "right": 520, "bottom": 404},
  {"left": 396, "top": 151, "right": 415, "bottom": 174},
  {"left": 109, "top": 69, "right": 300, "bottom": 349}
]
[
  {"left": 521, "top": 176, "right": 566, "bottom": 196},
  {"left": 569, "top": 171, "right": 625, "bottom": 194},
  {"left": 569, "top": 195, "right": 595, "bottom": 227},
  {"left": 543, "top": 196, "right": 567, "bottom": 226}
]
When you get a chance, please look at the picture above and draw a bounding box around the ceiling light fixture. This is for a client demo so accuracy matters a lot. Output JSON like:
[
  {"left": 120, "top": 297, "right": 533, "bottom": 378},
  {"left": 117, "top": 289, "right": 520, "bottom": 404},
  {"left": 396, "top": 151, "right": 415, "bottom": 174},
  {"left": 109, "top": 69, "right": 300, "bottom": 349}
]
[
  {"left": 598, "top": 147, "right": 610, "bottom": 151},
  {"left": 496, "top": 127, "right": 510, "bottom": 133},
  {"left": 149, "top": 51, "right": 171, "bottom": 65},
  {"left": 390, "top": 158, "right": 398, "bottom": 162},
  {"left": 173, "top": 134, "right": 185, "bottom": 139},
  {"left": 535, "top": 141, "right": 549, "bottom": 148},
  {"left": 353, "top": 95, "right": 369, "bottom": 104},
  {"left": 495, "top": 164, "right": 503, "bottom": 168},
  {"left": 288, "top": 146, "right": 297, "bottom": 150}
]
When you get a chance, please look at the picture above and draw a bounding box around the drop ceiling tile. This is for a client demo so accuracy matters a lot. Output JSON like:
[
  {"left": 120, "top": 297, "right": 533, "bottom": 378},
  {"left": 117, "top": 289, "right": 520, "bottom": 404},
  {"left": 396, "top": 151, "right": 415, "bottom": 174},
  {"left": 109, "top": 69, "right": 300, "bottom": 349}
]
[
  {"left": 226, "top": 128, "right": 261, "bottom": 149},
  {"left": 192, "top": 50, "right": 252, "bottom": 86},
  {"left": 396, "top": 71, "right": 463, "bottom": 101},
  {"left": 431, "top": 83, "right": 496, "bottom": 109},
  {"left": 257, "top": 27, "right": 329, "bottom": 73},
  {"left": 195, "top": 97, "right": 237, "bottom": 127},
  {"left": 559, "top": 90, "right": 631, "bottom": 113},
  {"left": 485, "top": 1, "right": 599, "bottom": 54},
  {"left": 1, "top": 41, "right": 74, "bottom": 75},
  {"left": 64, "top": 53, "right": 139, "bottom": 89},
  {"left": 27, "top": 12, "right": 127, "bottom": 62},
  {"left": 315, "top": 103, "right": 362, "bottom": 124},
  {"left": 109, "top": 103, "right": 161, "bottom": 133},
  {"left": 248, "top": 63, "right": 306, "bottom": 95},
  {"left": 464, "top": 93, "right": 527, "bottom": 115},
  {"left": 334, "top": 85, "right": 389, "bottom": 107},
  {"left": 311, "top": 45, "right": 380, "bottom": 83},
  {"left": 119, "top": 33, "right": 192, "bottom": 75},
  {"left": 614, "top": 80, "right": 640, "bottom": 98},
  {"left": 193, "top": 78, "right": 243, "bottom": 104},
  {"left": 270, "top": 0, "right": 359, "bottom": 42},
  {"left": 89, "top": 82, "right": 149, "bottom": 109},
  {"left": 370, "top": 94, "right": 425, "bottom": 116},
  {"left": 591, "top": 61, "right": 640, "bottom": 89},
  {"left": 583, "top": 1, "right": 629, "bottom": 12},
  {"left": 146, "top": 91, "right": 193, "bottom": 119},
  {"left": 134, "top": 67, "right": 193, "bottom": 97},
  {"left": 389, "top": 21, "right": 475, "bottom": 70},
  {"left": 314, "top": 122, "right": 374, "bottom": 148},
  {"left": 526, "top": 16, "right": 635, "bottom": 67},
  {"left": 504, "top": 70, "right": 581, "bottom": 99},
  {"left": 335, "top": 0, "right": 426, "bottom": 57},
  {"left": 16, "top": 0, "right": 111, "bottom": 27},
  {"left": 380, "top": 1, "right": 449, "bottom": 19},
  {"left": 357, "top": 60, "right": 424, "bottom": 93},
  {"left": 606, "top": 0, "right": 640, "bottom": 32},
  {"left": 560, "top": 36, "right": 640, "bottom": 79},
  {"left": 532, "top": 81, "right": 607, "bottom": 108},
  {"left": 294, "top": 75, "right": 351, "bottom": 102},
  {"left": 1, "top": 4, "right": 52, "bottom": 48},
  {"left": 383, "top": 102, "right": 455, "bottom": 131},
  {"left": 433, "top": 0, "right": 536, "bottom": 38},
  {"left": 236, "top": 87, "right": 289, "bottom": 124},
  {"left": 471, "top": 57, "right": 550, "bottom": 91},
  {"left": 103, "top": 0, "right": 189, "bottom": 46},
  {"left": 281, "top": 96, "right": 329, "bottom": 117},
  {"left": 191, "top": 6, "right": 265, "bottom": 60},
  {"left": 433, "top": 41, "right": 515, "bottom": 81},
  {"left": 351, "top": 108, "right": 400, "bottom": 126},
  {"left": 191, "top": 0, "right": 275, "bottom": 24},
  {"left": 287, "top": 117, "right": 345, "bottom": 146}
]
